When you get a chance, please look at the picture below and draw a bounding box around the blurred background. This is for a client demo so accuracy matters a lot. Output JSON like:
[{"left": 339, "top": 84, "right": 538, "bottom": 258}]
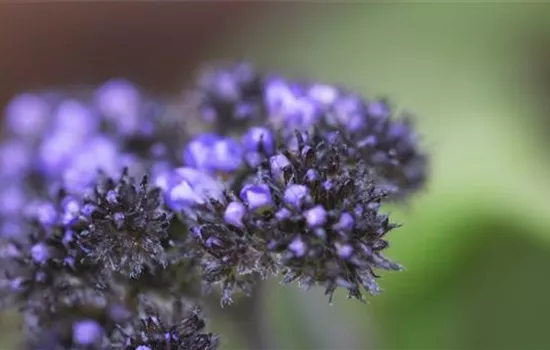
[{"left": 2, "top": 3, "right": 550, "bottom": 349}]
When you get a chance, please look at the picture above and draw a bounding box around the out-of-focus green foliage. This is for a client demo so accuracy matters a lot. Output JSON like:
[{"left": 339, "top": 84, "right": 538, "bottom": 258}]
[{"left": 212, "top": 4, "right": 550, "bottom": 349}]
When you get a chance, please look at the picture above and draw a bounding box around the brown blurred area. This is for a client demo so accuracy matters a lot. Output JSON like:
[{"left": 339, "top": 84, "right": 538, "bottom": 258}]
[{"left": 0, "top": 3, "right": 258, "bottom": 106}]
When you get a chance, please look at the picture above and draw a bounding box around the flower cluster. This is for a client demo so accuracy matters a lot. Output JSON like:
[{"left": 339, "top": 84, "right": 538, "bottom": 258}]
[{"left": 0, "top": 62, "right": 428, "bottom": 349}]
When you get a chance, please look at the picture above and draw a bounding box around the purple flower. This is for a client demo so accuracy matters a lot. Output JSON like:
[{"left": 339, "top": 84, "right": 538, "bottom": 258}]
[
  {"left": 333, "top": 212, "right": 354, "bottom": 232},
  {"left": 106, "top": 190, "right": 118, "bottom": 204},
  {"left": 0, "top": 185, "right": 26, "bottom": 217},
  {"left": 269, "top": 154, "right": 291, "bottom": 184},
  {"left": 29, "top": 202, "right": 58, "bottom": 226},
  {"left": 113, "top": 212, "right": 126, "bottom": 228},
  {"left": 288, "top": 236, "right": 306, "bottom": 257},
  {"left": 328, "top": 94, "right": 366, "bottom": 132},
  {"left": 62, "top": 136, "right": 120, "bottom": 193},
  {"left": 367, "top": 100, "right": 391, "bottom": 120},
  {"left": 305, "top": 169, "right": 320, "bottom": 183},
  {"left": 81, "top": 203, "right": 96, "bottom": 217},
  {"left": 210, "top": 137, "right": 243, "bottom": 172},
  {"left": 54, "top": 99, "right": 98, "bottom": 138},
  {"left": 239, "top": 184, "right": 273, "bottom": 211},
  {"left": 184, "top": 134, "right": 243, "bottom": 173},
  {"left": 0, "top": 220, "right": 23, "bottom": 238},
  {"left": 165, "top": 167, "right": 224, "bottom": 210},
  {"left": 264, "top": 78, "right": 319, "bottom": 130},
  {"left": 95, "top": 79, "right": 141, "bottom": 135},
  {"left": 202, "top": 70, "right": 240, "bottom": 101},
  {"left": 72, "top": 320, "right": 103, "bottom": 345},
  {"left": 39, "top": 131, "right": 84, "bottom": 177},
  {"left": 224, "top": 201, "right": 246, "bottom": 228},
  {"left": 264, "top": 78, "right": 294, "bottom": 118},
  {"left": 31, "top": 243, "right": 49, "bottom": 264},
  {"left": 61, "top": 197, "right": 81, "bottom": 226},
  {"left": 0, "top": 139, "right": 33, "bottom": 178},
  {"left": 283, "top": 184, "right": 310, "bottom": 210},
  {"left": 242, "top": 127, "right": 275, "bottom": 155},
  {"left": 304, "top": 205, "right": 327, "bottom": 228},
  {"left": 5, "top": 93, "right": 50, "bottom": 137},
  {"left": 241, "top": 127, "right": 275, "bottom": 167},
  {"left": 183, "top": 133, "right": 219, "bottom": 170},
  {"left": 275, "top": 208, "right": 292, "bottom": 221},
  {"left": 335, "top": 242, "right": 353, "bottom": 259},
  {"left": 308, "top": 84, "right": 339, "bottom": 106}
]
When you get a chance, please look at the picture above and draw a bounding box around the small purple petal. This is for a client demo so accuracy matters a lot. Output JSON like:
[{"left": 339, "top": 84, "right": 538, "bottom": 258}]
[
  {"left": 113, "top": 212, "right": 125, "bottom": 228},
  {"left": 5, "top": 93, "right": 49, "bottom": 137},
  {"left": 323, "top": 180, "right": 334, "bottom": 191},
  {"left": 305, "top": 169, "right": 320, "bottom": 183},
  {"left": 73, "top": 320, "right": 103, "bottom": 345},
  {"left": 35, "top": 202, "right": 57, "bottom": 226},
  {"left": 308, "top": 84, "right": 339, "bottom": 106},
  {"left": 9, "top": 277, "right": 24, "bottom": 291},
  {"left": 335, "top": 242, "right": 353, "bottom": 259},
  {"left": 0, "top": 185, "right": 26, "bottom": 217},
  {"left": 275, "top": 208, "right": 292, "bottom": 221},
  {"left": 54, "top": 99, "right": 98, "bottom": 137},
  {"left": 64, "top": 256, "right": 75, "bottom": 268},
  {"left": 269, "top": 154, "right": 291, "bottom": 183},
  {"left": 387, "top": 122, "right": 411, "bottom": 141},
  {"left": 224, "top": 201, "right": 246, "bottom": 228},
  {"left": 209, "top": 137, "right": 243, "bottom": 172},
  {"left": 165, "top": 167, "right": 224, "bottom": 210},
  {"left": 200, "top": 70, "right": 240, "bottom": 101},
  {"left": 81, "top": 204, "right": 96, "bottom": 217},
  {"left": 333, "top": 212, "right": 354, "bottom": 232},
  {"left": 241, "top": 127, "right": 275, "bottom": 155},
  {"left": 265, "top": 79, "right": 320, "bottom": 130},
  {"left": 327, "top": 95, "right": 366, "bottom": 132},
  {"left": 264, "top": 78, "right": 294, "bottom": 118},
  {"left": 31, "top": 243, "right": 49, "bottom": 264},
  {"left": 62, "top": 198, "right": 81, "bottom": 225},
  {"left": 106, "top": 190, "right": 118, "bottom": 204},
  {"left": 0, "top": 220, "right": 24, "bottom": 238},
  {"left": 283, "top": 184, "right": 310, "bottom": 210},
  {"left": 239, "top": 184, "right": 273, "bottom": 211},
  {"left": 288, "top": 236, "right": 306, "bottom": 257},
  {"left": 357, "top": 135, "right": 377, "bottom": 148},
  {"left": 183, "top": 133, "right": 219, "bottom": 170},
  {"left": 63, "top": 230, "right": 75, "bottom": 244},
  {"left": 95, "top": 79, "right": 141, "bottom": 135},
  {"left": 0, "top": 140, "right": 33, "bottom": 178},
  {"left": 39, "top": 131, "right": 84, "bottom": 177},
  {"left": 304, "top": 205, "right": 327, "bottom": 228},
  {"left": 62, "top": 136, "right": 120, "bottom": 193},
  {"left": 367, "top": 100, "right": 391, "bottom": 120}
]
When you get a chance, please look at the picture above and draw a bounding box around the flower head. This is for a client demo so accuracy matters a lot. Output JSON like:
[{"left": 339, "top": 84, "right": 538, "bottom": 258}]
[
  {"left": 255, "top": 130, "right": 401, "bottom": 300},
  {"left": 0, "top": 61, "right": 429, "bottom": 348},
  {"left": 112, "top": 300, "right": 219, "bottom": 350},
  {"left": 78, "top": 169, "right": 172, "bottom": 278}
]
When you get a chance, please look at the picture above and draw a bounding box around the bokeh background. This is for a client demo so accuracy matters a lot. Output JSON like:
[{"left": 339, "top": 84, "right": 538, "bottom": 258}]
[{"left": 2, "top": 3, "right": 550, "bottom": 349}]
